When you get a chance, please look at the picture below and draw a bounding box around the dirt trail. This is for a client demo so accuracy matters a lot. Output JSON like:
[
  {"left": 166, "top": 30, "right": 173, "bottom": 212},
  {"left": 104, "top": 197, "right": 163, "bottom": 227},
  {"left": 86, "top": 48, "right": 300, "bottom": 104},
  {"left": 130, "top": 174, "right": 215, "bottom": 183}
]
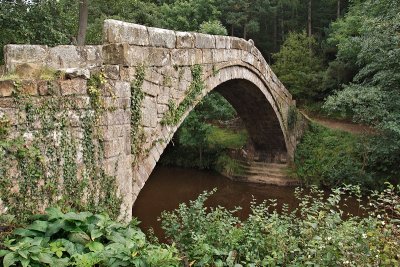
[{"left": 301, "top": 112, "right": 375, "bottom": 135}]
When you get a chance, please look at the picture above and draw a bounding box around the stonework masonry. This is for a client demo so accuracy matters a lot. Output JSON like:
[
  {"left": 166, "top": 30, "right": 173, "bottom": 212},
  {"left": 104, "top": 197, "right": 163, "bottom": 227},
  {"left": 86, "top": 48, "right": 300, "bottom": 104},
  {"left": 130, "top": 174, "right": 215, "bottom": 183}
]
[{"left": 0, "top": 19, "right": 308, "bottom": 219}]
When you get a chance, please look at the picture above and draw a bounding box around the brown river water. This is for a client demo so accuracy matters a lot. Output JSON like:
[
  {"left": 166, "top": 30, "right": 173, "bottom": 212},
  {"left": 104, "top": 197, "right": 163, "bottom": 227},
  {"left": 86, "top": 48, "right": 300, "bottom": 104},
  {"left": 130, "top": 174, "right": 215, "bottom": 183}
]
[{"left": 132, "top": 166, "right": 365, "bottom": 239}]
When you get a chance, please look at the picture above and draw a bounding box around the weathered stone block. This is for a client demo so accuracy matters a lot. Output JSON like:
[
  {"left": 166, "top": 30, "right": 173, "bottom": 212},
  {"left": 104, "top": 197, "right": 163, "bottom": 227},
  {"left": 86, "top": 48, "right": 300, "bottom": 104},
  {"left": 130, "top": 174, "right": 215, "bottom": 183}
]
[
  {"left": 231, "top": 37, "right": 251, "bottom": 51},
  {"left": 102, "top": 125, "right": 125, "bottom": 141},
  {"left": 80, "top": 46, "right": 103, "bottom": 66},
  {"left": 103, "top": 19, "right": 149, "bottom": 46},
  {"left": 195, "top": 33, "right": 216, "bottom": 49},
  {"left": 59, "top": 79, "right": 87, "bottom": 96},
  {"left": 215, "top": 36, "right": 231, "bottom": 49},
  {"left": 148, "top": 48, "right": 170, "bottom": 67},
  {"left": 176, "top": 32, "right": 195, "bottom": 48},
  {"left": 104, "top": 65, "right": 120, "bottom": 80},
  {"left": 142, "top": 80, "right": 159, "bottom": 97},
  {"left": 47, "top": 46, "right": 82, "bottom": 69},
  {"left": 157, "top": 104, "right": 168, "bottom": 115},
  {"left": 120, "top": 66, "right": 136, "bottom": 81},
  {"left": 157, "top": 87, "right": 170, "bottom": 105},
  {"left": 171, "top": 49, "right": 195, "bottom": 66},
  {"left": 148, "top": 27, "right": 176, "bottom": 48},
  {"left": 114, "top": 81, "right": 130, "bottom": 98},
  {"left": 21, "top": 80, "right": 38, "bottom": 95},
  {"left": 0, "top": 98, "right": 16, "bottom": 108},
  {"left": 4, "top": 45, "right": 48, "bottom": 72},
  {"left": 126, "top": 46, "right": 150, "bottom": 66},
  {"left": 64, "top": 68, "right": 91, "bottom": 80},
  {"left": 0, "top": 80, "right": 14, "bottom": 97},
  {"left": 102, "top": 43, "right": 129, "bottom": 65},
  {"left": 142, "top": 96, "right": 157, "bottom": 128},
  {"left": 104, "top": 139, "right": 123, "bottom": 158},
  {"left": 202, "top": 49, "right": 213, "bottom": 64}
]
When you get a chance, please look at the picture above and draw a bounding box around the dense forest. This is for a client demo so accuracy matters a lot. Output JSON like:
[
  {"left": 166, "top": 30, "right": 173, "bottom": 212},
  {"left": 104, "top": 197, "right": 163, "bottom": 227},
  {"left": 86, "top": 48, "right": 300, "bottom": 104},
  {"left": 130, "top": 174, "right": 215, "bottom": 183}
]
[
  {"left": 1, "top": 1, "right": 400, "bottom": 266},
  {"left": 0, "top": 0, "right": 399, "bottom": 188}
]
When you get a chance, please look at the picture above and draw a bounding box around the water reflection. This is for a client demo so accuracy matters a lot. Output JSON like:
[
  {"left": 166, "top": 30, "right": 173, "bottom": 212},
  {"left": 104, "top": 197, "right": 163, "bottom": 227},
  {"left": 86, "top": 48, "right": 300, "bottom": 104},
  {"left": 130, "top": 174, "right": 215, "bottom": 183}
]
[{"left": 132, "top": 166, "right": 300, "bottom": 238}]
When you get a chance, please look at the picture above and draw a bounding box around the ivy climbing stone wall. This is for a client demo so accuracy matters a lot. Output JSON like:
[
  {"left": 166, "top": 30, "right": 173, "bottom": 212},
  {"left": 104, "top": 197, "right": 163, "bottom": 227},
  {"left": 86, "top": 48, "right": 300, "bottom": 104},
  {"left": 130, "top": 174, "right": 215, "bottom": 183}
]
[{"left": 0, "top": 19, "right": 308, "bottom": 220}]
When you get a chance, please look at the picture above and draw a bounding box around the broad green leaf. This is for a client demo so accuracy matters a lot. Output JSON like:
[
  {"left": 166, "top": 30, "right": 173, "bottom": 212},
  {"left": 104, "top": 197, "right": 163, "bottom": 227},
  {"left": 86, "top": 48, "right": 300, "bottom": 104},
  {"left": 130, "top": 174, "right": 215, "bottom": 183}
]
[
  {"left": 87, "top": 241, "right": 105, "bottom": 252},
  {"left": 0, "top": 250, "right": 9, "bottom": 257},
  {"left": 3, "top": 252, "right": 17, "bottom": 267},
  {"left": 20, "top": 258, "right": 29, "bottom": 267},
  {"left": 90, "top": 229, "right": 103, "bottom": 240},
  {"left": 27, "top": 221, "right": 48, "bottom": 233},
  {"left": 68, "top": 232, "right": 91, "bottom": 245},
  {"left": 38, "top": 252, "right": 54, "bottom": 264},
  {"left": 13, "top": 228, "right": 38, "bottom": 237}
]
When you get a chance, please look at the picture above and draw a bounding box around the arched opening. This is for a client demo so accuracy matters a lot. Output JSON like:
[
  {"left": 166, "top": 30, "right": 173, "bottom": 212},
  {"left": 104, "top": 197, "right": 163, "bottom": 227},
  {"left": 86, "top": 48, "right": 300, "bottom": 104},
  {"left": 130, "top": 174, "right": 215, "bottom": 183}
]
[
  {"left": 215, "top": 79, "right": 287, "bottom": 163},
  {"left": 132, "top": 76, "right": 295, "bottom": 238}
]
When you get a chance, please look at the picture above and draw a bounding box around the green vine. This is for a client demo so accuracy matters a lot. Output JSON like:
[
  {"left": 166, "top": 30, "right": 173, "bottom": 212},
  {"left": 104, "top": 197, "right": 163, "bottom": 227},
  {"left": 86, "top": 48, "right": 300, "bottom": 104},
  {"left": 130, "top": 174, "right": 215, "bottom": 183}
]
[
  {"left": 161, "top": 64, "right": 204, "bottom": 126},
  {"left": 0, "top": 73, "right": 122, "bottom": 222},
  {"left": 130, "top": 65, "right": 146, "bottom": 166},
  {"left": 87, "top": 72, "right": 106, "bottom": 112}
]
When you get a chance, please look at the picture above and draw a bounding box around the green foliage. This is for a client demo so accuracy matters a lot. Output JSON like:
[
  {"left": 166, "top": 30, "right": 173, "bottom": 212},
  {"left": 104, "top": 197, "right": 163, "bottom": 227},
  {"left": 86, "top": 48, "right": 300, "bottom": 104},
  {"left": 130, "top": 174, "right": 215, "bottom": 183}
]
[
  {"left": 158, "top": 0, "right": 221, "bottom": 31},
  {"left": 215, "top": 154, "right": 244, "bottom": 177},
  {"left": 199, "top": 20, "right": 228, "bottom": 35},
  {"left": 161, "top": 186, "right": 400, "bottom": 266},
  {"left": 324, "top": 0, "right": 400, "bottom": 178},
  {"left": 0, "top": 78, "right": 121, "bottom": 222},
  {"left": 0, "top": 208, "right": 181, "bottom": 267},
  {"left": 0, "top": 0, "right": 78, "bottom": 63},
  {"left": 294, "top": 123, "right": 375, "bottom": 188},
  {"left": 130, "top": 65, "right": 146, "bottom": 165},
  {"left": 207, "top": 127, "right": 247, "bottom": 150},
  {"left": 162, "top": 65, "right": 204, "bottom": 126},
  {"left": 272, "top": 31, "right": 324, "bottom": 102}
]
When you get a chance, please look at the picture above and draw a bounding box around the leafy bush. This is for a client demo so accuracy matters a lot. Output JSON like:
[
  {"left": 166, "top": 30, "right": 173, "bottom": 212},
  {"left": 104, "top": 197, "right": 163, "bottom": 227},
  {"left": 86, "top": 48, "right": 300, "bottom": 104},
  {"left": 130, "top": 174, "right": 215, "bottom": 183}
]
[
  {"left": 294, "top": 123, "right": 375, "bottom": 188},
  {"left": 161, "top": 185, "right": 400, "bottom": 266},
  {"left": 199, "top": 20, "right": 228, "bottom": 35},
  {"left": 0, "top": 209, "right": 180, "bottom": 267}
]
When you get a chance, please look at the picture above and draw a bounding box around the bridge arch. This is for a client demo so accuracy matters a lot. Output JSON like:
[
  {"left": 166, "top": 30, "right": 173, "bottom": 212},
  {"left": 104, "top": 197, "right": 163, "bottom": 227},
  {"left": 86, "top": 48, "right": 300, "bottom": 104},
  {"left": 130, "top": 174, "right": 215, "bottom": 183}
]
[{"left": 133, "top": 64, "right": 293, "bottom": 204}]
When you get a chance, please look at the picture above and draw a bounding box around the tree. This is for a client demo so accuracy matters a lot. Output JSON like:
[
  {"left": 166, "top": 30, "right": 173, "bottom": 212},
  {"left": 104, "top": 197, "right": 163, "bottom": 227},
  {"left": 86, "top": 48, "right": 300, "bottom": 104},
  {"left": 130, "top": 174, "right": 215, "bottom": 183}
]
[
  {"left": 77, "top": 0, "right": 89, "bottom": 45},
  {"left": 324, "top": 0, "right": 400, "bottom": 178},
  {"left": 272, "top": 31, "right": 323, "bottom": 102},
  {"left": 199, "top": 20, "right": 228, "bottom": 35}
]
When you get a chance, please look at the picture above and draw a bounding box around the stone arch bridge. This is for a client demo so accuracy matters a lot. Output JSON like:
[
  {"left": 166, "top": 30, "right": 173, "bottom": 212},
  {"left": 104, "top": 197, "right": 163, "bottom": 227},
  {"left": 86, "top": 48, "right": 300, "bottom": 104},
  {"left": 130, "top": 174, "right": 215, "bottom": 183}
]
[{"left": 0, "top": 20, "right": 307, "bottom": 218}]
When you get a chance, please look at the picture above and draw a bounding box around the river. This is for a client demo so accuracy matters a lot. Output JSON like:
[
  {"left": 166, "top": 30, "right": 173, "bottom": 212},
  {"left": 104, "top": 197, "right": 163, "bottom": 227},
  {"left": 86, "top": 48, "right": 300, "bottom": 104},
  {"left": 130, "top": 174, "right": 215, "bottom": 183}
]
[{"left": 132, "top": 166, "right": 307, "bottom": 239}]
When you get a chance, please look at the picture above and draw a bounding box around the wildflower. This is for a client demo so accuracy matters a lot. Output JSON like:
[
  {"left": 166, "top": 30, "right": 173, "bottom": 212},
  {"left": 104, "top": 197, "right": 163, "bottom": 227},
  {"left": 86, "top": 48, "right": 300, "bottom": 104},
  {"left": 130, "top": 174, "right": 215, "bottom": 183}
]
[{"left": 362, "top": 233, "right": 367, "bottom": 239}]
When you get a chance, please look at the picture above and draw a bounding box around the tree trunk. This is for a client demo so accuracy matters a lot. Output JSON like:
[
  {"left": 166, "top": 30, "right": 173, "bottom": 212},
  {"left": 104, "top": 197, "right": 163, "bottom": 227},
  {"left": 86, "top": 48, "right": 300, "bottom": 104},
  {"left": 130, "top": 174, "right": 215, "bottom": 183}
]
[
  {"left": 77, "top": 0, "right": 89, "bottom": 46},
  {"left": 307, "top": 0, "right": 312, "bottom": 37},
  {"left": 273, "top": 11, "right": 277, "bottom": 51},
  {"left": 231, "top": 25, "right": 234, "bottom": 36},
  {"left": 280, "top": 7, "right": 284, "bottom": 42},
  {"left": 243, "top": 24, "right": 247, "bottom": 39},
  {"left": 337, "top": 0, "right": 341, "bottom": 19}
]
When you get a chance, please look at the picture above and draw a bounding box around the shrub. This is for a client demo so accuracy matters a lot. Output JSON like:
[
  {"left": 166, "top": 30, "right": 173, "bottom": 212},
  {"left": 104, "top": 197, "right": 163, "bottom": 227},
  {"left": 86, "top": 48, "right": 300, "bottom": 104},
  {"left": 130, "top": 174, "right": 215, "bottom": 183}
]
[
  {"left": 161, "top": 185, "right": 400, "bottom": 266},
  {"left": 294, "top": 123, "right": 373, "bottom": 188},
  {"left": 0, "top": 209, "right": 180, "bottom": 267}
]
